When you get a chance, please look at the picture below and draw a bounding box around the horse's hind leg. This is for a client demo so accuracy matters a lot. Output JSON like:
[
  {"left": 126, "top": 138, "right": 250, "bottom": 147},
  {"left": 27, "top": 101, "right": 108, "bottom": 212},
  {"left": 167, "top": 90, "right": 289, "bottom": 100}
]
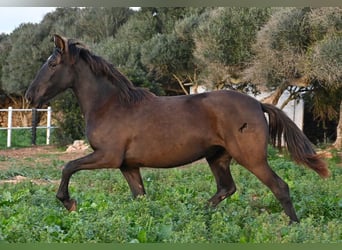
[
  {"left": 245, "top": 160, "right": 299, "bottom": 223},
  {"left": 207, "top": 153, "right": 236, "bottom": 207},
  {"left": 120, "top": 166, "right": 146, "bottom": 198}
]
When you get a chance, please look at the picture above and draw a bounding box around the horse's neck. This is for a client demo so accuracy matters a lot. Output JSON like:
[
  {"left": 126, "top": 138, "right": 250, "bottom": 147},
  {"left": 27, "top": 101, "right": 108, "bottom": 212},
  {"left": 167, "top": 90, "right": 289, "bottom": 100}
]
[{"left": 72, "top": 64, "right": 118, "bottom": 120}]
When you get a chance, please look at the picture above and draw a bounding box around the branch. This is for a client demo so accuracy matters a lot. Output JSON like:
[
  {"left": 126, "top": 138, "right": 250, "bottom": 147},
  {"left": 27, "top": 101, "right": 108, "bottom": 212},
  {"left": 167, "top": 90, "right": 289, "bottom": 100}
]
[
  {"left": 261, "top": 81, "right": 289, "bottom": 105},
  {"left": 172, "top": 74, "right": 189, "bottom": 95}
]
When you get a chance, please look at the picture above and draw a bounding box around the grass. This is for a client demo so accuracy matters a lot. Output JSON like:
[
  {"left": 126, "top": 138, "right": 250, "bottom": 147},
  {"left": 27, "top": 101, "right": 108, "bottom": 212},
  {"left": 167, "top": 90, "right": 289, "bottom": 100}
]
[
  {"left": 0, "top": 129, "right": 48, "bottom": 149},
  {"left": 0, "top": 147, "right": 341, "bottom": 243}
]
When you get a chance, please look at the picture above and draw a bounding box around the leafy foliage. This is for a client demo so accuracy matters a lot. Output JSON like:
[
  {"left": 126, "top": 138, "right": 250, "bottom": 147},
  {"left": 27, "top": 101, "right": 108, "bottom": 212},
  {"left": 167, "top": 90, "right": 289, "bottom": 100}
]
[
  {"left": 0, "top": 7, "right": 341, "bottom": 145},
  {"left": 247, "top": 7, "right": 341, "bottom": 91},
  {"left": 194, "top": 7, "right": 271, "bottom": 89},
  {"left": 51, "top": 91, "right": 85, "bottom": 146},
  {"left": 1, "top": 23, "right": 48, "bottom": 95},
  {"left": 0, "top": 148, "right": 341, "bottom": 242},
  {"left": 195, "top": 7, "right": 271, "bottom": 66},
  {"left": 141, "top": 33, "right": 195, "bottom": 77},
  {"left": 307, "top": 34, "right": 342, "bottom": 87}
]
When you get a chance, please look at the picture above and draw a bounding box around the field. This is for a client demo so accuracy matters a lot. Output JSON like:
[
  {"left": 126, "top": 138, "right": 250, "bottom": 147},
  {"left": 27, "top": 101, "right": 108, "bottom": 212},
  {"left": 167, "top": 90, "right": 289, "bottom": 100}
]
[
  {"left": 0, "top": 129, "right": 48, "bottom": 149},
  {"left": 0, "top": 145, "right": 341, "bottom": 243}
]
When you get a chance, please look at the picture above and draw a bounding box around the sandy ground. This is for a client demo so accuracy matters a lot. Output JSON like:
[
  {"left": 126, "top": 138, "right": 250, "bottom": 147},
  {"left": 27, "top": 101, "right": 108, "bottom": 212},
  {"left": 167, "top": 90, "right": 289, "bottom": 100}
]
[
  {"left": 0, "top": 145, "right": 89, "bottom": 184},
  {"left": 0, "top": 145, "right": 89, "bottom": 166}
]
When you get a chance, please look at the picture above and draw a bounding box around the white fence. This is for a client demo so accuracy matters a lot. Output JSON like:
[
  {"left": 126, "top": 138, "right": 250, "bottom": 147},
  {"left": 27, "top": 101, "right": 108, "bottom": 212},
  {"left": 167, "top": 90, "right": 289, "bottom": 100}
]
[{"left": 0, "top": 106, "right": 53, "bottom": 147}]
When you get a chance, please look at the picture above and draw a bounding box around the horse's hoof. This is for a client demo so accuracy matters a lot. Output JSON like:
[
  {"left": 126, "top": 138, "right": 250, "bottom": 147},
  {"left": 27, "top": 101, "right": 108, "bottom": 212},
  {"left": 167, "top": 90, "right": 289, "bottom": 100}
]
[{"left": 65, "top": 199, "right": 77, "bottom": 212}]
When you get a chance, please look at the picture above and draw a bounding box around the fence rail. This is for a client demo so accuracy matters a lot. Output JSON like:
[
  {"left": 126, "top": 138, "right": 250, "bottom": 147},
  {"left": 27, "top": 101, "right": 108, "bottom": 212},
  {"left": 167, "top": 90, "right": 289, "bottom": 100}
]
[{"left": 0, "top": 106, "right": 53, "bottom": 147}]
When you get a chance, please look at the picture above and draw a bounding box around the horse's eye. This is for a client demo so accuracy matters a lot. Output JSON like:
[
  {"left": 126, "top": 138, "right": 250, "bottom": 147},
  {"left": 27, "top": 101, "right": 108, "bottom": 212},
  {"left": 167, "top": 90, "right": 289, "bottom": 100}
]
[{"left": 47, "top": 52, "right": 61, "bottom": 69}]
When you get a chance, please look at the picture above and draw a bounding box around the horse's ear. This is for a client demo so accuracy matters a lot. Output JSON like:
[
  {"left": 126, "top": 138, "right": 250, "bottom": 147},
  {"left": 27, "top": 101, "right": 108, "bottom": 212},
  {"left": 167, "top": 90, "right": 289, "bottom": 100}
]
[{"left": 53, "top": 34, "right": 67, "bottom": 53}]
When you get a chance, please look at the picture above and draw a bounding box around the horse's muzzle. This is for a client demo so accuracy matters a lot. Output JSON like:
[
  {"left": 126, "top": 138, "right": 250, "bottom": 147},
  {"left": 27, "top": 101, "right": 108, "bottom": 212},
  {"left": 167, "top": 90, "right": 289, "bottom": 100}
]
[{"left": 25, "top": 89, "right": 34, "bottom": 105}]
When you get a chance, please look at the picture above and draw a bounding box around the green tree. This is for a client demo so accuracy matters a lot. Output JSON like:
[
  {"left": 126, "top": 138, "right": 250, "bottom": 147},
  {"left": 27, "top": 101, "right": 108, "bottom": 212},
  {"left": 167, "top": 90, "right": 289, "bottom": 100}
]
[
  {"left": 306, "top": 8, "right": 342, "bottom": 148},
  {"left": 247, "top": 7, "right": 342, "bottom": 147},
  {"left": 140, "top": 7, "right": 194, "bottom": 34},
  {"left": 77, "top": 7, "right": 133, "bottom": 43},
  {"left": 246, "top": 8, "right": 313, "bottom": 96},
  {"left": 1, "top": 23, "right": 43, "bottom": 96},
  {"left": 95, "top": 8, "right": 197, "bottom": 95},
  {"left": 0, "top": 34, "right": 11, "bottom": 93},
  {"left": 140, "top": 32, "right": 196, "bottom": 94},
  {"left": 194, "top": 7, "right": 271, "bottom": 91},
  {"left": 42, "top": 8, "right": 81, "bottom": 38},
  {"left": 139, "top": 9, "right": 204, "bottom": 94},
  {"left": 93, "top": 10, "right": 164, "bottom": 95}
]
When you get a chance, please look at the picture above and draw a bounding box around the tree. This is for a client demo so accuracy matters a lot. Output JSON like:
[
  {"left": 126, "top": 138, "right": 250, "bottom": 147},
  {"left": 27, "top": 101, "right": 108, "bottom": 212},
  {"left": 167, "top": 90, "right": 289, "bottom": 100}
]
[
  {"left": 0, "top": 34, "right": 11, "bottom": 92},
  {"left": 247, "top": 7, "right": 342, "bottom": 147},
  {"left": 306, "top": 8, "right": 342, "bottom": 148},
  {"left": 194, "top": 7, "right": 271, "bottom": 91},
  {"left": 93, "top": 10, "right": 165, "bottom": 95},
  {"left": 107, "top": 7, "right": 200, "bottom": 95},
  {"left": 140, "top": 30, "right": 196, "bottom": 94},
  {"left": 246, "top": 7, "right": 317, "bottom": 104},
  {"left": 1, "top": 23, "right": 43, "bottom": 96},
  {"left": 77, "top": 7, "right": 133, "bottom": 43}
]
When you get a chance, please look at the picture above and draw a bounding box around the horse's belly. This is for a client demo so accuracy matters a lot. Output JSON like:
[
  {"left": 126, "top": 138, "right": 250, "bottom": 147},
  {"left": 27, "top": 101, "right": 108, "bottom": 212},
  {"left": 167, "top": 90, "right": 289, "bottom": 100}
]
[{"left": 124, "top": 139, "right": 212, "bottom": 168}]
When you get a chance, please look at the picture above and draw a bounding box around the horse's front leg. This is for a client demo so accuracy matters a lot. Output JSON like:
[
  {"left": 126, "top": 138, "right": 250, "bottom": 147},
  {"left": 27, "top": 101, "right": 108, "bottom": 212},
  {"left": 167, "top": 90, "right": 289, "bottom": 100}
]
[{"left": 56, "top": 151, "right": 119, "bottom": 211}]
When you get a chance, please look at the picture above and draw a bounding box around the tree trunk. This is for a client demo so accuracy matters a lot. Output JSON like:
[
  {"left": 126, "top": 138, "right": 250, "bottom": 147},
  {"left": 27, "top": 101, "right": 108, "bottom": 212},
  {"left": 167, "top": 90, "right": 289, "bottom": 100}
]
[
  {"left": 261, "top": 81, "right": 289, "bottom": 105},
  {"left": 333, "top": 99, "right": 342, "bottom": 149},
  {"left": 261, "top": 77, "right": 309, "bottom": 106}
]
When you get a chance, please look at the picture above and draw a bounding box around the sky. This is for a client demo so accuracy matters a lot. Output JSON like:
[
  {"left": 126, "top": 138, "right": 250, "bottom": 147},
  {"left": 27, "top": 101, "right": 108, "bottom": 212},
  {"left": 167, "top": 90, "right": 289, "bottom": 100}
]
[
  {"left": 0, "top": 7, "right": 142, "bottom": 35},
  {"left": 0, "top": 7, "right": 56, "bottom": 34}
]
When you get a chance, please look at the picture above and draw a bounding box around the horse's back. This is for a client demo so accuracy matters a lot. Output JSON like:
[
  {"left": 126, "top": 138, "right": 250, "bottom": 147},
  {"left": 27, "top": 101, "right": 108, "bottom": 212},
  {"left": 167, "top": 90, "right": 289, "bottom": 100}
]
[
  {"left": 123, "top": 90, "right": 268, "bottom": 168},
  {"left": 199, "top": 90, "right": 267, "bottom": 130}
]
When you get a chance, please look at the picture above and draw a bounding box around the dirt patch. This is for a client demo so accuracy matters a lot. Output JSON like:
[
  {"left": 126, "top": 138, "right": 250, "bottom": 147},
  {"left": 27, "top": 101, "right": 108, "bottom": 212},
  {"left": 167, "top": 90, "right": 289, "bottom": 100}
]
[
  {"left": 0, "top": 174, "right": 60, "bottom": 185},
  {"left": 1, "top": 145, "right": 57, "bottom": 158},
  {"left": 0, "top": 145, "right": 91, "bottom": 185},
  {"left": 0, "top": 145, "right": 90, "bottom": 170}
]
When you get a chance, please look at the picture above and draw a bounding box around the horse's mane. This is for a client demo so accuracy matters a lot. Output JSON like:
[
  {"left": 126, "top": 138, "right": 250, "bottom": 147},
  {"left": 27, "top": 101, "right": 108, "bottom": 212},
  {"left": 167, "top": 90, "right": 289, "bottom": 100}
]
[{"left": 67, "top": 39, "right": 154, "bottom": 105}]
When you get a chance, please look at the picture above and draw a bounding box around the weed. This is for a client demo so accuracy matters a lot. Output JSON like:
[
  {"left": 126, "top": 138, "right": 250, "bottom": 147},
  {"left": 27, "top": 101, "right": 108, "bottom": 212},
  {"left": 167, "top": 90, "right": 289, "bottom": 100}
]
[{"left": 0, "top": 148, "right": 341, "bottom": 243}]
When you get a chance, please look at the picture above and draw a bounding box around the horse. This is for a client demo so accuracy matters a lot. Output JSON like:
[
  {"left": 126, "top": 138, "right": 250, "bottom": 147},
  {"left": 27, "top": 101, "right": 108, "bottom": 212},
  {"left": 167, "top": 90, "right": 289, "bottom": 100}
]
[{"left": 25, "top": 34, "right": 329, "bottom": 223}]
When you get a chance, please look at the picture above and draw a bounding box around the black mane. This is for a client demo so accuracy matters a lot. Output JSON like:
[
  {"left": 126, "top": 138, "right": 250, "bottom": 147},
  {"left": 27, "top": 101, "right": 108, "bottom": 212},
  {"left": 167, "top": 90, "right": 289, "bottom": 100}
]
[{"left": 67, "top": 40, "right": 154, "bottom": 104}]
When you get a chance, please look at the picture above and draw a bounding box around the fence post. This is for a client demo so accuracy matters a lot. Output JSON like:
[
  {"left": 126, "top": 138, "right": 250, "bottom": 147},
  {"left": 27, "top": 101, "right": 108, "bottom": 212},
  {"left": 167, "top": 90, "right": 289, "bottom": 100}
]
[
  {"left": 46, "top": 106, "right": 52, "bottom": 145},
  {"left": 7, "top": 107, "right": 12, "bottom": 147},
  {"left": 31, "top": 108, "right": 37, "bottom": 145}
]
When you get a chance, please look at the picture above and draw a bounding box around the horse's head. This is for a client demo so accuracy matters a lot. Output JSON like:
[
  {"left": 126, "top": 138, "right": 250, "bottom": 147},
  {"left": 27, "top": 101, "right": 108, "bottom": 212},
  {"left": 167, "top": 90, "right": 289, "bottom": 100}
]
[{"left": 25, "top": 34, "right": 75, "bottom": 107}]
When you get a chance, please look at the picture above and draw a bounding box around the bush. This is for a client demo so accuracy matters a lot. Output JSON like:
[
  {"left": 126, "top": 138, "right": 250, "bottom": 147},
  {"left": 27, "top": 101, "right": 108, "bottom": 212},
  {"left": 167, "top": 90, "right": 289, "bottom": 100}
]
[{"left": 51, "top": 90, "right": 85, "bottom": 146}]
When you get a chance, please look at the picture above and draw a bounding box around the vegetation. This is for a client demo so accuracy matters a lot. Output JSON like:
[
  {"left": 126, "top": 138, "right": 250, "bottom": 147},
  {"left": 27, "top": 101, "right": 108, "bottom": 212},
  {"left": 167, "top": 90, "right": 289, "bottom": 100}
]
[
  {"left": 0, "top": 147, "right": 341, "bottom": 243},
  {"left": 0, "top": 7, "right": 341, "bottom": 147},
  {"left": 247, "top": 7, "right": 342, "bottom": 144},
  {"left": 0, "top": 129, "right": 48, "bottom": 149},
  {"left": 0, "top": 7, "right": 340, "bottom": 244}
]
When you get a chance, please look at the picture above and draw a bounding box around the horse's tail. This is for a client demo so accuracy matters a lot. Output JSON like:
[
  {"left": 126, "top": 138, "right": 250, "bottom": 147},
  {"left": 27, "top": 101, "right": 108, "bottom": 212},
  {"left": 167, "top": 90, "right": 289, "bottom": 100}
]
[{"left": 261, "top": 103, "right": 330, "bottom": 178}]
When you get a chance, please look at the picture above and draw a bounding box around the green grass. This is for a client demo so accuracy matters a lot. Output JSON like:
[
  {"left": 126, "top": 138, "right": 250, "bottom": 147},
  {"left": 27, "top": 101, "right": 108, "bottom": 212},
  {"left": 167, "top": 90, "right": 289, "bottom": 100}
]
[
  {"left": 0, "top": 129, "right": 48, "bottom": 149},
  {"left": 0, "top": 148, "right": 341, "bottom": 243}
]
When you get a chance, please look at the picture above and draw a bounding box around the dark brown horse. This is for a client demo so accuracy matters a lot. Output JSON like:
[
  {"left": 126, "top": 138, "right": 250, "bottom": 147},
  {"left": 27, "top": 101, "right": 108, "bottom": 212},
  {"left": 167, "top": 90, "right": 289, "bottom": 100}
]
[{"left": 26, "top": 35, "right": 329, "bottom": 223}]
